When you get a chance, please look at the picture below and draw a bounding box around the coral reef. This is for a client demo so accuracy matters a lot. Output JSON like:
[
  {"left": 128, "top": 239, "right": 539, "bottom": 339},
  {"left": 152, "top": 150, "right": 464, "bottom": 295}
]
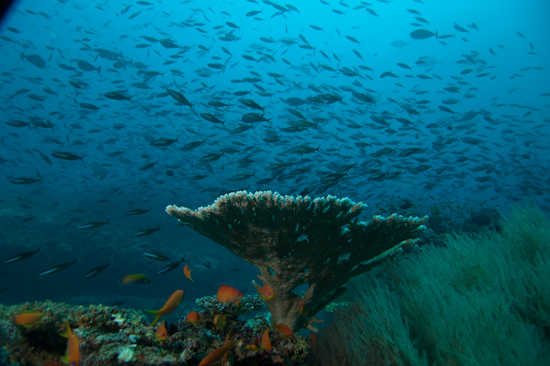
[
  {"left": 166, "top": 190, "right": 428, "bottom": 331},
  {"left": 0, "top": 296, "right": 312, "bottom": 365},
  {"left": 0, "top": 190, "right": 429, "bottom": 365}
]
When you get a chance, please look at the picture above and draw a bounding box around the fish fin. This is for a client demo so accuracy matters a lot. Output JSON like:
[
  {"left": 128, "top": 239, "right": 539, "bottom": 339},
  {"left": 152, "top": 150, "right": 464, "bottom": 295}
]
[
  {"left": 59, "top": 321, "right": 71, "bottom": 337},
  {"left": 252, "top": 280, "right": 261, "bottom": 291},
  {"left": 146, "top": 311, "right": 161, "bottom": 327}
]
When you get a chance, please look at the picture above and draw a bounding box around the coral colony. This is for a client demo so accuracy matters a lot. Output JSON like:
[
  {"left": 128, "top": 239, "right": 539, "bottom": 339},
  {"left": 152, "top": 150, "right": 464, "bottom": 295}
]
[
  {"left": 1, "top": 191, "right": 427, "bottom": 365},
  {"left": 166, "top": 191, "right": 428, "bottom": 333}
]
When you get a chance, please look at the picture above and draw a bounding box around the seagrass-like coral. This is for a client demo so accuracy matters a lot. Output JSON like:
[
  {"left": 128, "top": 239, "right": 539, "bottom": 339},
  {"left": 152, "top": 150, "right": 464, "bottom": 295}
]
[
  {"left": 309, "top": 204, "right": 550, "bottom": 366},
  {"left": 166, "top": 190, "right": 428, "bottom": 331}
]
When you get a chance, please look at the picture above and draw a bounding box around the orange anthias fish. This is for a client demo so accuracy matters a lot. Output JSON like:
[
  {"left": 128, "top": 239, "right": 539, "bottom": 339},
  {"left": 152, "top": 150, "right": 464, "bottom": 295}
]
[
  {"left": 14, "top": 312, "right": 44, "bottom": 327},
  {"left": 145, "top": 289, "right": 184, "bottom": 327},
  {"left": 299, "top": 303, "right": 307, "bottom": 316},
  {"left": 216, "top": 285, "right": 243, "bottom": 306},
  {"left": 275, "top": 323, "right": 293, "bottom": 337},
  {"left": 183, "top": 265, "right": 193, "bottom": 282},
  {"left": 261, "top": 328, "right": 272, "bottom": 353},
  {"left": 120, "top": 273, "right": 150, "bottom": 285},
  {"left": 155, "top": 321, "right": 168, "bottom": 341},
  {"left": 198, "top": 336, "right": 236, "bottom": 366},
  {"left": 306, "top": 317, "right": 324, "bottom": 332},
  {"left": 309, "top": 333, "right": 317, "bottom": 347},
  {"left": 186, "top": 310, "right": 201, "bottom": 325},
  {"left": 59, "top": 321, "right": 79, "bottom": 366},
  {"left": 213, "top": 313, "right": 227, "bottom": 331},
  {"left": 253, "top": 280, "right": 274, "bottom": 301}
]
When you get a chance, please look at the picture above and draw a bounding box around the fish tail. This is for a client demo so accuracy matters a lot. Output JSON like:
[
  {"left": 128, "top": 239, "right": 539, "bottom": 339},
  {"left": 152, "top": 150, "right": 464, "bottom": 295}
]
[
  {"left": 252, "top": 280, "right": 261, "bottom": 291},
  {"left": 59, "top": 321, "right": 71, "bottom": 337},
  {"left": 146, "top": 311, "right": 162, "bottom": 327}
]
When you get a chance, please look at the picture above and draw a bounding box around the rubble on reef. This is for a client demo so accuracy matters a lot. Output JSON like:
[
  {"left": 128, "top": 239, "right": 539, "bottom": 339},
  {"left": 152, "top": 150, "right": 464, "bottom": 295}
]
[{"left": 0, "top": 297, "right": 312, "bottom": 366}]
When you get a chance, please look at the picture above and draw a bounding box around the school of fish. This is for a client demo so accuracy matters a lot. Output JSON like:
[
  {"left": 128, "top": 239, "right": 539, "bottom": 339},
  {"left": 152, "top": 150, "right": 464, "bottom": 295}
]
[{"left": 1, "top": 0, "right": 549, "bottom": 340}]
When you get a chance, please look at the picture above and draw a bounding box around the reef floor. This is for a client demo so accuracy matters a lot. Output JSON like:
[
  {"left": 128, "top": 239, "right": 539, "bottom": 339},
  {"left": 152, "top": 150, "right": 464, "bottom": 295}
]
[{"left": 0, "top": 299, "right": 312, "bottom": 366}]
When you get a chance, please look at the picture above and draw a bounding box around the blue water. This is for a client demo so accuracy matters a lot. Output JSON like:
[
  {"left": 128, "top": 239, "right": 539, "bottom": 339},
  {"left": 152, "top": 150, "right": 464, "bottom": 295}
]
[{"left": 1, "top": 0, "right": 549, "bottom": 322}]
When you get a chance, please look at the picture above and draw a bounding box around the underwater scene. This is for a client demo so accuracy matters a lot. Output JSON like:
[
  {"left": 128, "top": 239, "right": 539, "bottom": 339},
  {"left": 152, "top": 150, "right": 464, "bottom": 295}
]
[{"left": 1, "top": 0, "right": 549, "bottom": 365}]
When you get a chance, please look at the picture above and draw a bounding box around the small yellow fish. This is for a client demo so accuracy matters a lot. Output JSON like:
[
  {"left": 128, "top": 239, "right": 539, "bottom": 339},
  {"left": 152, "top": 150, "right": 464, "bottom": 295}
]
[
  {"left": 198, "top": 335, "right": 236, "bottom": 366},
  {"left": 14, "top": 312, "right": 44, "bottom": 327},
  {"left": 185, "top": 310, "right": 201, "bottom": 325},
  {"left": 253, "top": 280, "right": 274, "bottom": 300},
  {"left": 275, "top": 323, "right": 293, "bottom": 337},
  {"left": 261, "top": 328, "right": 272, "bottom": 353},
  {"left": 120, "top": 273, "right": 150, "bottom": 285},
  {"left": 145, "top": 290, "right": 184, "bottom": 327},
  {"left": 183, "top": 265, "right": 193, "bottom": 282},
  {"left": 213, "top": 313, "right": 227, "bottom": 331},
  {"left": 59, "top": 321, "right": 80, "bottom": 366},
  {"left": 216, "top": 285, "right": 243, "bottom": 305},
  {"left": 155, "top": 321, "right": 168, "bottom": 341}
]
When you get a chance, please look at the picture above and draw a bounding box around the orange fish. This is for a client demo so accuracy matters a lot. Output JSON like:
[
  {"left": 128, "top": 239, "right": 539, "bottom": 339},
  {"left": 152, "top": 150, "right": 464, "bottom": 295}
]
[
  {"left": 14, "top": 312, "right": 44, "bottom": 327},
  {"left": 213, "top": 313, "right": 227, "bottom": 331},
  {"left": 216, "top": 285, "right": 243, "bottom": 306},
  {"left": 145, "top": 289, "right": 184, "bottom": 327},
  {"left": 155, "top": 321, "right": 168, "bottom": 341},
  {"left": 261, "top": 328, "right": 272, "bottom": 353},
  {"left": 186, "top": 310, "right": 201, "bottom": 325},
  {"left": 253, "top": 281, "right": 274, "bottom": 301},
  {"left": 120, "top": 273, "right": 150, "bottom": 285},
  {"left": 198, "top": 337, "right": 236, "bottom": 366},
  {"left": 183, "top": 265, "right": 193, "bottom": 282},
  {"left": 306, "top": 317, "right": 324, "bottom": 332},
  {"left": 275, "top": 323, "right": 293, "bottom": 337},
  {"left": 308, "top": 333, "right": 317, "bottom": 347},
  {"left": 59, "top": 321, "right": 79, "bottom": 366}
]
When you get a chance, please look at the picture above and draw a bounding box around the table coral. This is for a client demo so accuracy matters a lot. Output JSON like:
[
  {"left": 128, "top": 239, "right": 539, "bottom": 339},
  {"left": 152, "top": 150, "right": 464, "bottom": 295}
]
[{"left": 166, "top": 190, "right": 428, "bottom": 331}]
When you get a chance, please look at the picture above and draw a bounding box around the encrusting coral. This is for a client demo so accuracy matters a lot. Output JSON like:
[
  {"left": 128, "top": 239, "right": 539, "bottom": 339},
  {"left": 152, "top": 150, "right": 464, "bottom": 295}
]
[
  {"left": 166, "top": 190, "right": 428, "bottom": 331},
  {"left": 0, "top": 296, "right": 311, "bottom": 365}
]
